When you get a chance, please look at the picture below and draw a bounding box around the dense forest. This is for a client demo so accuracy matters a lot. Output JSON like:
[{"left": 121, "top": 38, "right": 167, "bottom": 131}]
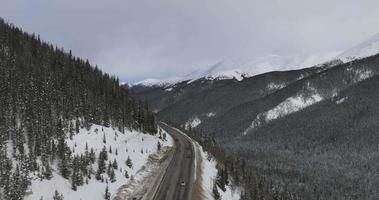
[{"left": 0, "top": 19, "right": 156, "bottom": 199}]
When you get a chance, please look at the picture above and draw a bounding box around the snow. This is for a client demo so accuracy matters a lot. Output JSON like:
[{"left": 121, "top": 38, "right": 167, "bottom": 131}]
[
  {"left": 265, "top": 94, "right": 323, "bottom": 121},
  {"left": 133, "top": 77, "right": 184, "bottom": 87},
  {"left": 335, "top": 97, "right": 347, "bottom": 104},
  {"left": 337, "top": 33, "right": 379, "bottom": 62},
  {"left": 243, "top": 93, "right": 323, "bottom": 135},
  {"left": 133, "top": 32, "right": 379, "bottom": 88},
  {"left": 133, "top": 52, "right": 340, "bottom": 87},
  {"left": 353, "top": 69, "right": 373, "bottom": 82},
  {"left": 266, "top": 82, "right": 286, "bottom": 90},
  {"left": 185, "top": 117, "right": 202, "bottom": 130},
  {"left": 195, "top": 144, "right": 241, "bottom": 200},
  {"left": 165, "top": 87, "right": 173, "bottom": 92},
  {"left": 206, "top": 112, "right": 216, "bottom": 117},
  {"left": 25, "top": 124, "right": 172, "bottom": 200}
]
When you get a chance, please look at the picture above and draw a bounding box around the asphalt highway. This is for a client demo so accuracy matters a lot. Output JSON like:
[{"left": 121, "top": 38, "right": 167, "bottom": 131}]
[{"left": 152, "top": 122, "right": 195, "bottom": 200}]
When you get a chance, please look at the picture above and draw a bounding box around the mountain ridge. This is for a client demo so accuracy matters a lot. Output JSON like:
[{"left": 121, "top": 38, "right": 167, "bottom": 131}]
[{"left": 134, "top": 32, "right": 379, "bottom": 87}]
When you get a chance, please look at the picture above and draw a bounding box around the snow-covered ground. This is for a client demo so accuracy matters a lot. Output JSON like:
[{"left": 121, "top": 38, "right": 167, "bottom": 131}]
[
  {"left": 243, "top": 93, "right": 323, "bottom": 135},
  {"left": 25, "top": 124, "right": 172, "bottom": 200},
  {"left": 185, "top": 117, "right": 202, "bottom": 130},
  {"left": 193, "top": 143, "right": 241, "bottom": 200},
  {"left": 337, "top": 33, "right": 379, "bottom": 62}
]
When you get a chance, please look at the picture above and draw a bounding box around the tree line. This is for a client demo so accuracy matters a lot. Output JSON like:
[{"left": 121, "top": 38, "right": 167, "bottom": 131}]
[{"left": 0, "top": 18, "right": 156, "bottom": 199}]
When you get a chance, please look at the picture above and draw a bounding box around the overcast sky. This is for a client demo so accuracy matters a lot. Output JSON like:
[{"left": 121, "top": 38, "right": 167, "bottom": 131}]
[{"left": 2, "top": 0, "right": 379, "bottom": 82}]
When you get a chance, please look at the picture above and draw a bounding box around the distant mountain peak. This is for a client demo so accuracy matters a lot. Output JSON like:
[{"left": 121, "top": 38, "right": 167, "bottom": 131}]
[
  {"left": 133, "top": 32, "right": 379, "bottom": 87},
  {"left": 337, "top": 33, "right": 379, "bottom": 62}
]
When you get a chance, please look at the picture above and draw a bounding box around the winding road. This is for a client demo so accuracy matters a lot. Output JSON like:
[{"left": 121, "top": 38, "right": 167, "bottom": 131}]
[{"left": 152, "top": 122, "right": 195, "bottom": 200}]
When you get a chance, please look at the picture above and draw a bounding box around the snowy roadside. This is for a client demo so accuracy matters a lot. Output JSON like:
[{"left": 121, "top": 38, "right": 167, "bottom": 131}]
[
  {"left": 113, "top": 146, "right": 174, "bottom": 200},
  {"left": 165, "top": 124, "right": 241, "bottom": 200},
  {"left": 191, "top": 142, "right": 241, "bottom": 200}
]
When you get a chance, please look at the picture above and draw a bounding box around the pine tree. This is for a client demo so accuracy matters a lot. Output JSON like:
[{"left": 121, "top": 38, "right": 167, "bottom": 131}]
[
  {"left": 126, "top": 156, "right": 133, "bottom": 168},
  {"left": 103, "top": 133, "right": 106, "bottom": 144},
  {"left": 60, "top": 151, "right": 70, "bottom": 179},
  {"left": 157, "top": 141, "right": 161, "bottom": 151},
  {"left": 89, "top": 148, "right": 96, "bottom": 163},
  {"left": 104, "top": 185, "right": 110, "bottom": 200},
  {"left": 213, "top": 181, "right": 221, "bottom": 200},
  {"left": 75, "top": 118, "right": 80, "bottom": 134},
  {"left": 109, "top": 168, "right": 116, "bottom": 183},
  {"left": 53, "top": 190, "right": 64, "bottom": 200},
  {"left": 69, "top": 121, "right": 74, "bottom": 140},
  {"left": 44, "top": 161, "right": 53, "bottom": 180},
  {"left": 112, "top": 159, "right": 118, "bottom": 169},
  {"left": 124, "top": 170, "right": 129, "bottom": 179}
]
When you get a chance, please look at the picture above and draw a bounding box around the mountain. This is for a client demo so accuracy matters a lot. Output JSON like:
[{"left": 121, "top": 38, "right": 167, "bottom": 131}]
[
  {"left": 337, "top": 33, "right": 379, "bottom": 62},
  {"left": 0, "top": 19, "right": 160, "bottom": 199},
  {"left": 134, "top": 32, "right": 379, "bottom": 88},
  {"left": 134, "top": 52, "right": 341, "bottom": 87},
  {"left": 132, "top": 34, "right": 379, "bottom": 198}
]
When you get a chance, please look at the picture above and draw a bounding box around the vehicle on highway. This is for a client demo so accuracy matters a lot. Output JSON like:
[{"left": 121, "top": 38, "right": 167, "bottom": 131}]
[{"left": 180, "top": 181, "right": 186, "bottom": 187}]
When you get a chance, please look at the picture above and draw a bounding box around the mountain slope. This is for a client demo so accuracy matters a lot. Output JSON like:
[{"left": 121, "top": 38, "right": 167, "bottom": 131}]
[
  {"left": 337, "top": 33, "right": 379, "bottom": 62},
  {"left": 134, "top": 66, "right": 320, "bottom": 124},
  {"left": 134, "top": 51, "right": 379, "bottom": 199},
  {"left": 0, "top": 19, "right": 157, "bottom": 199},
  {"left": 229, "top": 73, "right": 379, "bottom": 199}
]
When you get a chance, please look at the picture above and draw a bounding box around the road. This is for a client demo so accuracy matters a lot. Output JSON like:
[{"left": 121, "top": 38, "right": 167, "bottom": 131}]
[{"left": 152, "top": 122, "right": 195, "bottom": 200}]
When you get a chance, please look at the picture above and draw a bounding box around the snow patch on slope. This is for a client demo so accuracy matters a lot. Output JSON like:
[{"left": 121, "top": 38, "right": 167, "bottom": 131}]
[
  {"left": 335, "top": 97, "right": 347, "bottom": 104},
  {"left": 266, "top": 82, "right": 286, "bottom": 91},
  {"left": 243, "top": 93, "right": 323, "bottom": 135},
  {"left": 185, "top": 117, "right": 201, "bottom": 130},
  {"left": 206, "top": 112, "right": 216, "bottom": 117},
  {"left": 352, "top": 68, "right": 373, "bottom": 82},
  {"left": 26, "top": 124, "right": 172, "bottom": 200}
]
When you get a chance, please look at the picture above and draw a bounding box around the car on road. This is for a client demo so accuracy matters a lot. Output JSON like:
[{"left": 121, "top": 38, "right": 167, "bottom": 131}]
[{"left": 180, "top": 181, "right": 186, "bottom": 187}]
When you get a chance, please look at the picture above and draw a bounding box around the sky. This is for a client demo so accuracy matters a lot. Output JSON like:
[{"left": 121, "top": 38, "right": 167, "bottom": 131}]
[{"left": 2, "top": 0, "right": 379, "bottom": 83}]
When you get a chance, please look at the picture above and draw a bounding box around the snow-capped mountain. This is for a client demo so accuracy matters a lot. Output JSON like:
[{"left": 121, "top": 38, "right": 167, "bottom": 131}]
[
  {"left": 337, "top": 33, "right": 379, "bottom": 62},
  {"left": 134, "top": 32, "right": 379, "bottom": 87},
  {"left": 133, "top": 52, "right": 340, "bottom": 87}
]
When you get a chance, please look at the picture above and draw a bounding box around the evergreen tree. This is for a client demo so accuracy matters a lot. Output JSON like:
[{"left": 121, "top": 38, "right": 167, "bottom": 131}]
[
  {"left": 104, "top": 185, "right": 110, "bottom": 200},
  {"left": 109, "top": 168, "right": 116, "bottom": 183},
  {"left": 157, "top": 141, "right": 161, "bottom": 151},
  {"left": 124, "top": 170, "right": 129, "bottom": 179},
  {"left": 112, "top": 159, "right": 118, "bottom": 169},
  {"left": 53, "top": 190, "right": 64, "bottom": 200},
  {"left": 126, "top": 156, "right": 133, "bottom": 168},
  {"left": 213, "top": 181, "right": 221, "bottom": 200}
]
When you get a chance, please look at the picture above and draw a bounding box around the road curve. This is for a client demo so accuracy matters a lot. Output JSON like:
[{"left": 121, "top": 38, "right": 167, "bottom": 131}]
[{"left": 152, "top": 122, "right": 195, "bottom": 200}]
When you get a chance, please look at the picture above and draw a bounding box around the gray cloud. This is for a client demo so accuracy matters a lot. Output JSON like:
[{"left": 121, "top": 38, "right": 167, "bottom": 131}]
[{"left": 2, "top": 0, "right": 379, "bottom": 82}]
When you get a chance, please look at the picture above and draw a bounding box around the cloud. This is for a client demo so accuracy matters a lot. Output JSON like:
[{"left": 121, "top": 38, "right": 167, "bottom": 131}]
[{"left": 2, "top": 0, "right": 379, "bottom": 82}]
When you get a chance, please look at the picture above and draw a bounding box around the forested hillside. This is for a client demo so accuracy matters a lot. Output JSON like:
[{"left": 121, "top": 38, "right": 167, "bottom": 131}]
[
  {"left": 0, "top": 19, "right": 156, "bottom": 199},
  {"left": 133, "top": 51, "right": 379, "bottom": 199}
]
